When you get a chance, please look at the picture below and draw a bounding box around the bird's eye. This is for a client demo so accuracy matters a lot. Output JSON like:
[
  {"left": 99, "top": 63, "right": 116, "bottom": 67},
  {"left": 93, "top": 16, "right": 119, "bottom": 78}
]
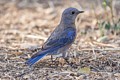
[{"left": 71, "top": 11, "right": 75, "bottom": 15}]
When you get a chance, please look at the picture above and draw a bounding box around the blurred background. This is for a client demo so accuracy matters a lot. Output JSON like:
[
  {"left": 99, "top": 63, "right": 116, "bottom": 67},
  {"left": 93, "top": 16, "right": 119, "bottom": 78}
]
[
  {"left": 0, "top": 0, "right": 120, "bottom": 49},
  {"left": 0, "top": 0, "right": 120, "bottom": 79}
]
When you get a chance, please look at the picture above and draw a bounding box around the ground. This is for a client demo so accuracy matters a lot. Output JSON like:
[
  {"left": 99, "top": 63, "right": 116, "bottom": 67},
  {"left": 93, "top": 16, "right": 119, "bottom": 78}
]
[{"left": 0, "top": 1, "right": 120, "bottom": 80}]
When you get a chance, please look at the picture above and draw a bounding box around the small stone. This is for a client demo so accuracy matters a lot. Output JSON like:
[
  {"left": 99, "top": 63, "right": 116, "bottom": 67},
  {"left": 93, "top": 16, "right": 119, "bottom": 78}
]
[
  {"left": 23, "top": 75, "right": 30, "bottom": 79},
  {"left": 114, "top": 73, "right": 120, "bottom": 77},
  {"left": 76, "top": 75, "right": 85, "bottom": 80},
  {"left": 70, "top": 73, "right": 75, "bottom": 76}
]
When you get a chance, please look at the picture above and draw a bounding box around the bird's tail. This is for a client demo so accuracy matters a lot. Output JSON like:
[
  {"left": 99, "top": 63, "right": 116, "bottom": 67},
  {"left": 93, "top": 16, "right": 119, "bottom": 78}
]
[
  {"left": 26, "top": 45, "right": 64, "bottom": 67},
  {"left": 25, "top": 51, "right": 48, "bottom": 67}
]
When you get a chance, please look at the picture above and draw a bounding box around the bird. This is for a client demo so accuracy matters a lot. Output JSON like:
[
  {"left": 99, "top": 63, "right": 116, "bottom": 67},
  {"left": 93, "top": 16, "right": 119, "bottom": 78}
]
[{"left": 26, "top": 7, "right": 84, "bottom": 66}]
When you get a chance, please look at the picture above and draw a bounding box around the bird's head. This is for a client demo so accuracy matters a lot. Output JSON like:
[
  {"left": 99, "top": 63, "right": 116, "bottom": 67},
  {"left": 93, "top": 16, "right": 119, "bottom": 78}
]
[{"left": 61, "top": 7, "right": 84, "bottom": 24}]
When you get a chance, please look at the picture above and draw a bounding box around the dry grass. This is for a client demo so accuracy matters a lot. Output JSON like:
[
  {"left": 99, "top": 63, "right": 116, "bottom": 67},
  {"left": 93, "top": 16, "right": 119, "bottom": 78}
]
[{"left": 0, "top": 1, "right": 120, "bottom": 80}]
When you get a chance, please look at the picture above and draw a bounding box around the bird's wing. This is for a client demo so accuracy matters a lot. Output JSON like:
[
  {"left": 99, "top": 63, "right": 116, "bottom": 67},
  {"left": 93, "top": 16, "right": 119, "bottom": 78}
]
[{"left": 42, "top": 27, "right": 76, "bottom": 50}]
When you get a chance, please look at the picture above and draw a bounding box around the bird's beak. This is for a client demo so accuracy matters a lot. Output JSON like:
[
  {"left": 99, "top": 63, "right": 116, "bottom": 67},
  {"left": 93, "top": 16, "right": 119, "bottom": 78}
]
[{"left": 78, "top": 11, "right": 84, "bottom": 14}]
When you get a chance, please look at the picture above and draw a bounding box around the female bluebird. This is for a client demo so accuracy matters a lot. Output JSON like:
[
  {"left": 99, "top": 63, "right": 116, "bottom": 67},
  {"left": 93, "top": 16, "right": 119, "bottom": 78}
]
[{"left": 26, "top": 7, "right": 84, "bottom": 66}]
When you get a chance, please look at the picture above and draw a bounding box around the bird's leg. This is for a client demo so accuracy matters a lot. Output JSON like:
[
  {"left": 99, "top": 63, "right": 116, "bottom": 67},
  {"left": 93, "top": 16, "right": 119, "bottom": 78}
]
[
  {"left": 50, "top": 55, "right": 54, "bottom": 66},
  {"left": 50, "top": 55, "right": 60, "bottom": 67},
  {"left": 51, "top": 55, "right": 54, "bottom": 62},
  {"left": 64, "top": 57, "right": 70, "bottom": 64},
  {"left": 51, "top": 55, "right": 60, "bottom": 62},
  {"left": 51, "top": 55, "right": 57, "bottom": 62},
  {"left": 62, "top": 52, "right": 69, "bottom": 64}
]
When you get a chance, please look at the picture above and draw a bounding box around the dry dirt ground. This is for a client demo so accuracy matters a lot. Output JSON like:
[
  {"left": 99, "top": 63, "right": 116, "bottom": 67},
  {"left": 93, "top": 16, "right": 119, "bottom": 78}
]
[{"left": 0, "top": 1, "right": 120, "bottom": 80}]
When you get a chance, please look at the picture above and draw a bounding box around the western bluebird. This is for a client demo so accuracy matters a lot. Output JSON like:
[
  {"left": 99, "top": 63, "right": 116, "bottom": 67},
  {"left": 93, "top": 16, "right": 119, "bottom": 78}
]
[{"left": 26, "top": 7, "right": 84, "bottom": 66}]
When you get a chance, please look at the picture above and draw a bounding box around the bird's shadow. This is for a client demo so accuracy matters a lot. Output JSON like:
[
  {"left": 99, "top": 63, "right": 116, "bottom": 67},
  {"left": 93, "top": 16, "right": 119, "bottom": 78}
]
[{"left": 35, "top": 60, "right": 61, "bottom": 68}]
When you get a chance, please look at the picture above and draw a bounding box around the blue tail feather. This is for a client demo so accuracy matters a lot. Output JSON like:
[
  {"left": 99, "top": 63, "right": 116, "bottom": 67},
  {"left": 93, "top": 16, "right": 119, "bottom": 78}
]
[
  {"left": 26, "top": 52, "right": 48, "bottom": 67},
  {"left": 26, "top": 45, "right": 64, "bottom": 67}
]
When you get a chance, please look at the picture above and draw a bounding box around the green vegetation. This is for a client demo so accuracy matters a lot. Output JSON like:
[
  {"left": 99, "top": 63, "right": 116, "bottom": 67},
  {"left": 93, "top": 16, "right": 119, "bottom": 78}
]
[{"left": 97, "top": 0, "right": 120, "bottom": 36}]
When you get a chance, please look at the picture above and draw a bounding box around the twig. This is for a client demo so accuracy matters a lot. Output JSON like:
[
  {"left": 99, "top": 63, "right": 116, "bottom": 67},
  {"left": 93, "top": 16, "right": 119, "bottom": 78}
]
[
  {"left": 80, "top": 48, "right": 120, "bottom": 51},
  {"left": 15, "top": 67, "right": 34, "bottom": 78},
  {"left": 92, "top": 41, "right": 117, "bottom": 48}
]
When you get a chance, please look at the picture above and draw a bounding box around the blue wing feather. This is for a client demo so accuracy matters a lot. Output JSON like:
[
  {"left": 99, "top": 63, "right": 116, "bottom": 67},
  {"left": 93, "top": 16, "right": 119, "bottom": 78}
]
[{"left": 42, "top": 27, "right": 76, "bottom": 50}]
